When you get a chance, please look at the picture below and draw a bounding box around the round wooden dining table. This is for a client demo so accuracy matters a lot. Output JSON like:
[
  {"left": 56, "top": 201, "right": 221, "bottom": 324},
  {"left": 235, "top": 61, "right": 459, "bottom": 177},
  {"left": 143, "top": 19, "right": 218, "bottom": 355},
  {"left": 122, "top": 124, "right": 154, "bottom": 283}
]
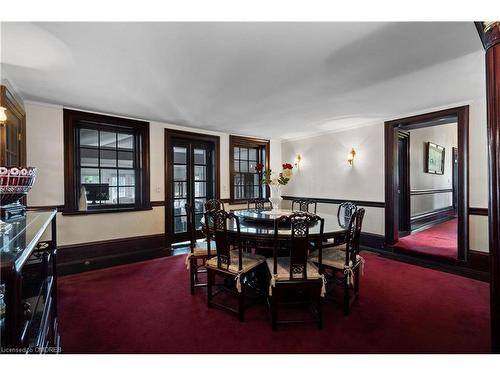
[{"left": 223, "top": 208, "right": 350, "bottom": 245}]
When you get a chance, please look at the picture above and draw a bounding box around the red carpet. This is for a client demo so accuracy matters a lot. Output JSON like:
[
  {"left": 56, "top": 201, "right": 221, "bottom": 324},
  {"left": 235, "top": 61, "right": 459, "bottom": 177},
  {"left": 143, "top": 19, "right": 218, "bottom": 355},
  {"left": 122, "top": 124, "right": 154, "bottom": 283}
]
[
  {"left": 395, "top": 219, "right": 458, "bottom": 260},
  {"left": 57, "top": 251, "right": 490, "bottom": 353}
]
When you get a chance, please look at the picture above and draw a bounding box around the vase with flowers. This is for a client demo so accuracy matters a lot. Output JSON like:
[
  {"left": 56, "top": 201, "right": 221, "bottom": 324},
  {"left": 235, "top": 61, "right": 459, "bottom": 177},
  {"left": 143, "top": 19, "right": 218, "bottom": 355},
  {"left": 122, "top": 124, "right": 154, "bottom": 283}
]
[{"left": 254, "top": 162, "right": 294, "bottom": 213}]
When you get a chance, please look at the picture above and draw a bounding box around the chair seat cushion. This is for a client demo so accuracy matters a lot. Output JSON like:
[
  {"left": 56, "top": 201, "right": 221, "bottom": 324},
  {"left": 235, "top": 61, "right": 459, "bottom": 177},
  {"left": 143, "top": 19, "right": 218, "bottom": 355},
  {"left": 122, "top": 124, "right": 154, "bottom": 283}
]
[
  {"left": 309, "top": 247, "right": 355, "bottom": 269},
  {"left": 266, "top": 257, "right": 325, "bottom": 297},
  {"left": 191, "top": 241, "right": 217, "bottom": 257},
  {"left": 309, "top": 248, "right": 365, "bottom": 286},
  {"left": 266, "top": 257, "right": 322, "bottom": 281},
  {"left": 206, "top": 250, "right": 265, "bottom": 293},
  {"left": 206, "top": 250, "right": 265, "bottom": 275}
]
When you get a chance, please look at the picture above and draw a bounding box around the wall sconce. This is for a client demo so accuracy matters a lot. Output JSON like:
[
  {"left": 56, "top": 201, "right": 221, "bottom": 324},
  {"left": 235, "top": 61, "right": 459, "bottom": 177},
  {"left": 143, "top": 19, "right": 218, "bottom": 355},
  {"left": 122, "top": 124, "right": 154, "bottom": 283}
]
[
  {"left": 0, "top": 106, "right": 7, "bottom": 124},
  {"left": 294, "top": 154, "right": 302, "bottom": 169},
  {"left": 347, "top": 148, "right": 356, "bottom": 166}
]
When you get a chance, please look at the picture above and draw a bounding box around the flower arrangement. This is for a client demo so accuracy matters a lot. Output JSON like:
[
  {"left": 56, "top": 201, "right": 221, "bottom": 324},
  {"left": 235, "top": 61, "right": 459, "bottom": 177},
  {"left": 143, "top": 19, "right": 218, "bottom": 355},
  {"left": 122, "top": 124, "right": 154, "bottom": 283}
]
[{"left": 254, "top": 162, "right": 293, "bottom": 186}]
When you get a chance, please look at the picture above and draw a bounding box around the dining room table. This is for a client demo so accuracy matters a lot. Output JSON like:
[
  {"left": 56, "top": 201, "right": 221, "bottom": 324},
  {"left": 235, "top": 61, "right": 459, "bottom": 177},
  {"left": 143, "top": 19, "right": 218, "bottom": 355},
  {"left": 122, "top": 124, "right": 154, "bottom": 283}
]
[{"left": 223, "top": 208, "right": 350, "bottom": 246}]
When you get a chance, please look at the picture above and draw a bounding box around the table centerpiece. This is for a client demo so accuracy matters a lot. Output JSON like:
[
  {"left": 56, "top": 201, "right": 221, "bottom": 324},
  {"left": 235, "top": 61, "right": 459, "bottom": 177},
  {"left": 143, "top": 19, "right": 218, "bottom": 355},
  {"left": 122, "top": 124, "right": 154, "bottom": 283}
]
[{"left": 255, "top": 162, "right": 293, "bottom": 213}]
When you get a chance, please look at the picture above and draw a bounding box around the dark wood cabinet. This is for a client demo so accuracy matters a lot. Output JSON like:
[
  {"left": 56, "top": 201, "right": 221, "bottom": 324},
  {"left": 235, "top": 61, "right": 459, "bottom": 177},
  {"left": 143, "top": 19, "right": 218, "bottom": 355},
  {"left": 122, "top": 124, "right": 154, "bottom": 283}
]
[
  {"left": 0, "top": 84, "right": 26, "bottom": 167},
  {"left": 0, "top": 210, "right": 60, "bottom": 353}
]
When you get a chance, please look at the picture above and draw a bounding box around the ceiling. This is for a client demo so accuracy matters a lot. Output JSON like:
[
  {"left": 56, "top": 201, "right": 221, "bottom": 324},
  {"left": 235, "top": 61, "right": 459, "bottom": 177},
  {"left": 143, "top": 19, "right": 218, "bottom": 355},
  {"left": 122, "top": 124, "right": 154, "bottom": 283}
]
[{"left": 0, "top": 22, "right": 485, "bottom": 139}]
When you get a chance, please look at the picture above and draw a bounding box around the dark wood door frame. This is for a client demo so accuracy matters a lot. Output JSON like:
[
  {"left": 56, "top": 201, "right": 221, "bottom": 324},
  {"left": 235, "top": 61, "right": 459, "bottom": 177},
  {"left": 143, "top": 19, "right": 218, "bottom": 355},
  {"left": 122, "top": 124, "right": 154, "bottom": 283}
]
[
  {"left": 452, "top": 146, "right": 459, "bottom": 213},
  {"left": 397, "top": 131, "right": 411, "bottom": 235},
  {"left": 475, "top": 20, "right": 500, "bottom": 353},
  {"left": 164, "top": 129, "right": 220, "bottom": 247},
  {"left": 384, "top": 105, "right": 469, "bottom": 261}
]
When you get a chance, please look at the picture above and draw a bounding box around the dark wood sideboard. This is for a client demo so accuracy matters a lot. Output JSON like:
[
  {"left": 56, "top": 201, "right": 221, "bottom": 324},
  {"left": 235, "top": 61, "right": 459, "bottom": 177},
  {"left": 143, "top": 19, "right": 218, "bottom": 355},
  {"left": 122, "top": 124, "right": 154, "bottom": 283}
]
[{"left": 1, "top": 209, "right": 60, "bottom": 353}]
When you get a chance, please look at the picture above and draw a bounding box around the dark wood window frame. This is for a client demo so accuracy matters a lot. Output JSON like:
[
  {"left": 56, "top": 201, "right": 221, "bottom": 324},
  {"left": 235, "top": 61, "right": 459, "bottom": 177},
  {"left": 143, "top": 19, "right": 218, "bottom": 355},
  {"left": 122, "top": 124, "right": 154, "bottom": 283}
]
[
  {"left": 63, "top": 109, "right": 151, "bottom": 215},
  {"left": 0, "top": 84, "right": 26, "bottom": 167},
  {"left": 229, "top": 135, "right": 270, "bottom": 203},
  {"left": 164, "top": 128, "right": 220, "bottom": 246},
  {"left": 384, "top": 105, "right": 469, "bottom": 261}
]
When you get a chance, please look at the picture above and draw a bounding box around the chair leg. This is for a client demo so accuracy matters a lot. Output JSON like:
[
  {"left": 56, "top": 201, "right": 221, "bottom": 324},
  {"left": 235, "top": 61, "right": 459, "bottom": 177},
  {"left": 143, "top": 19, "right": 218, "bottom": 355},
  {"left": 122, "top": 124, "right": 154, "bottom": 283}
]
[
  {"left": 343, "top": 278, "right": 350, "bottom": 316},
  {"left": 317, "top": 286, "right": 323, "bottom": 329},
  {"left": 238, "top": 288, "right": 245, "bottom": 322},
  {"left": 190, "top": 259, "right": 196, "bottom": 295},
  {"left": 207, "top": 269, "right": 213, "bottom": 308},
  {"left": 354, "top": 267, "right": 360, "bottom": 300},
  {"left": 270, "top": 293, "right": 278, "bottom": 331}
]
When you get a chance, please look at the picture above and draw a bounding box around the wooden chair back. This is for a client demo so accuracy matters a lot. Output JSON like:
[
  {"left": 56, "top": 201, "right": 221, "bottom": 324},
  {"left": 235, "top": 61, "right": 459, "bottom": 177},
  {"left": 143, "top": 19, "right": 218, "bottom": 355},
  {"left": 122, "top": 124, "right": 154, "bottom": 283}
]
[
  {"left": 345, "top": 208, "right": 365, "bottom": 266},
  {"left": 204, "top": 199, "right": 225, "bottom": 212},
  {"left": 248, "top": 198, "right": 267, "bottom": 209},
  {"left": 204, "top": 209, "right": 242, "bottom": 271},
  {"left": 291, "top": 199, "right": 317, "bottom": 213},
  {"left": 337, "top": 201, "right": 358, "bottom": 228},
  {"left": 273, "top": 212, "right": 324, "bottom": 280}
]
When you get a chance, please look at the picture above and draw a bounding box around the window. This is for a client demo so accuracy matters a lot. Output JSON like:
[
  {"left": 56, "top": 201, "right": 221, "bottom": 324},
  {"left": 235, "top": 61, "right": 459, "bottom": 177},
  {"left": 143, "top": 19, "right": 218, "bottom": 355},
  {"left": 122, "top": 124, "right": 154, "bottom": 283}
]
[
  {"left": 63, "top": 109, "right": 150, "bottom": 213},
  {"left": 229, "top": 135, "right": 270, "bottom": 202}
]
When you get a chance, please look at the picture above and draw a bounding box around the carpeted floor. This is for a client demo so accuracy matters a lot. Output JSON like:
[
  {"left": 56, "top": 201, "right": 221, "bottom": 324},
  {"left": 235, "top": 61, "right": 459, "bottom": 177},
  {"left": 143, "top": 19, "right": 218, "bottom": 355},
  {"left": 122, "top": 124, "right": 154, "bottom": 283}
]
[
  {"left": 395, "top": 218, "right": 458, "bottom": 260},
  {"left": 57, "top": 251, "right": 490, "bottom": 354}
]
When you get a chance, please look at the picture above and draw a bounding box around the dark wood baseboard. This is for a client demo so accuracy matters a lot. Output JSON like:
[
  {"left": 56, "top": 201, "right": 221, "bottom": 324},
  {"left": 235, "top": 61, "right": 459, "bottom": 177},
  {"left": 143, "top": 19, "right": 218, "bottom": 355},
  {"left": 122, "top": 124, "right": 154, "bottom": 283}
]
[
  {"left": 468, "top": 249, "right": 490, "bottom": 273},
  {"left": 360, "top": 232, "right": 386, "bottom": 251},
  {"left": 58, "top": 234, "right": 169, "bottom": 275}
]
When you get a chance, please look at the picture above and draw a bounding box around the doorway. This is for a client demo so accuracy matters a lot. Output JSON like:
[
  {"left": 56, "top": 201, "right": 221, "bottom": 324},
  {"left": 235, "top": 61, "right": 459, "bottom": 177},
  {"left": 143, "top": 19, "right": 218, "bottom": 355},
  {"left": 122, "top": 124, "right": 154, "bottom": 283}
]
[
  {"left": 164, "top": 129, "right": 220, "bottom": 246},
  {"left": 384, "top": 106, "right": 469, "bottom": 262}
]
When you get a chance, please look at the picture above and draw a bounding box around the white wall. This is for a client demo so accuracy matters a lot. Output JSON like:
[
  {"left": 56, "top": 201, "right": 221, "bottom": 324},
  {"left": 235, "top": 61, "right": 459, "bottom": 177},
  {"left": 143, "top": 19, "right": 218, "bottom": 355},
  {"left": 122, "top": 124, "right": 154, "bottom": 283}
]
[
  {"left": 25, "top": 102, "right": 281, "bottom": 246},
  {"left": 281, "top": 99, "right": 488, "bottom": 252},
  {"left": 409, "top": 123, "right": 457, "bottom": 216},
  {"left": 281, "top": 123, "right": 385, "bottom": 235}
]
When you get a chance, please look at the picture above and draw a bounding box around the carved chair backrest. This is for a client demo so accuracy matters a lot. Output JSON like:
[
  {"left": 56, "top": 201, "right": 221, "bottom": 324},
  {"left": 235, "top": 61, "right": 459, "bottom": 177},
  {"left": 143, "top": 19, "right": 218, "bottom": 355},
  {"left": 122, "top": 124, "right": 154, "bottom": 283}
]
[
  {"left": 204, "top": 199, "right": 225, "bottom": 212},
  {"left": 337, "top": 201, "right": 358, "bottom": 228},
  {"left": 345, "top": 208, "right": 365, "bottom": 266},
  {"left": 291, "top": 199, "right": 317, "bottom": 214},
  {"left": 273, "top": 212, "right": 324, "bottom": 280},
  {"left": 204, "top": 209, "right": 242, "bottom": 271},
  {"left": 248, "top": 198, "right": 267, "bottom": 209}
]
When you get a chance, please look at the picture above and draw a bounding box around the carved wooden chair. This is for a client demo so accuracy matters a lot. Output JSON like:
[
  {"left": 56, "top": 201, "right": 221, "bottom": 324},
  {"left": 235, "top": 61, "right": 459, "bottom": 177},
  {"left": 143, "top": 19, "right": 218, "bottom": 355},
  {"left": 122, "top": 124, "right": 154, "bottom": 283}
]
[
  {"left": 267, "top": 212, "right": 325, "bottom": 330},
  {"left": 204, "top": 209, "right": 265, "bottom": 321},
  {"left": 309, "top": 208, "right": 365, "bottom": 315},
  {"left": 291, "top": 199, "right": 317, "bottom": 213},
  {"left": 204, "top": 198, "right": 225, "bottom": 212},
  {"left": 184, "top": 203, "right": 216, "bottom": 295},
  {"left": 247, "top": 198, "right": 268, "bottom": 209}
]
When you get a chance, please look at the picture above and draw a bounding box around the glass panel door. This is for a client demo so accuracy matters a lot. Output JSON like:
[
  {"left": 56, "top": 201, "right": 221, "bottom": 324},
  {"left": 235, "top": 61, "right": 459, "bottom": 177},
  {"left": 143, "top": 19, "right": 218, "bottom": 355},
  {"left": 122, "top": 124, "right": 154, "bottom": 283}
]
[
  {"left": 172, "top": 144, "right": 188, "bottom": 235},
  {"left": 170, "top": 139, "right": 215, "bottom": 243}
]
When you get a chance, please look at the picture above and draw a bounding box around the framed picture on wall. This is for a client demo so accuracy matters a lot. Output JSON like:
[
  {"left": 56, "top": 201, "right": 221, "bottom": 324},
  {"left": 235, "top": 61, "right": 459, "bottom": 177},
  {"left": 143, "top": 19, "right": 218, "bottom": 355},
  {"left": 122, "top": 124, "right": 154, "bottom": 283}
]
[{"left": 425, "top": 142, "right": 445, "bottom": 175}]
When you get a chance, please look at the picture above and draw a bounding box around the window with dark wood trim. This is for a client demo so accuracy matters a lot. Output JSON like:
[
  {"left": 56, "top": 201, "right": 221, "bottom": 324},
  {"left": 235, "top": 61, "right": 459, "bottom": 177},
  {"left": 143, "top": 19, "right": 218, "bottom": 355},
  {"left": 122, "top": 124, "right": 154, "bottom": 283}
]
[
  {"left": 229, "top": 135, "right": 270, "bottom": 202},
  {"left": 63, "top": 109, "right": 150, "bottom": 214}
]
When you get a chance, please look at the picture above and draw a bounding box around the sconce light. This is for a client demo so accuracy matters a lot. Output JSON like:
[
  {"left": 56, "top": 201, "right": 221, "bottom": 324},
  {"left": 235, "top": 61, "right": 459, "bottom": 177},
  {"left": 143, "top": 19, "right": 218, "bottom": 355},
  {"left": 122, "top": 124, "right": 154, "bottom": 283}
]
[
  {"left": 294, "top": 154, "right": 302, "bottom": 169},
  {"left": 347, "top": 148, "right": 356, "bottom": 166},
  {"left": 0, "top": 106, "right": 7, "bottom": 124}
]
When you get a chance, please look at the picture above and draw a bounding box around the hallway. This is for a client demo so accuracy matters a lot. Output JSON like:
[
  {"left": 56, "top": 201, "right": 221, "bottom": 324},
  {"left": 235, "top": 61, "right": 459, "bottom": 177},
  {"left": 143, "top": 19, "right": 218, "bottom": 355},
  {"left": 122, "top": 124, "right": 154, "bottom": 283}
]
[{"left": 395, "top": 218, "right": 457, "bottom": 260}]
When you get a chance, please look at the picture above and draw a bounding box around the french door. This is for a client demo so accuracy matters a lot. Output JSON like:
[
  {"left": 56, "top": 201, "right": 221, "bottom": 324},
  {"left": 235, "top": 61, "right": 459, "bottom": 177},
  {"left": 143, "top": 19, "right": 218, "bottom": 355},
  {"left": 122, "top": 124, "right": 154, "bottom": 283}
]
[{"left": 167, "top": 135, "right": 216, "bottom": 244}]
